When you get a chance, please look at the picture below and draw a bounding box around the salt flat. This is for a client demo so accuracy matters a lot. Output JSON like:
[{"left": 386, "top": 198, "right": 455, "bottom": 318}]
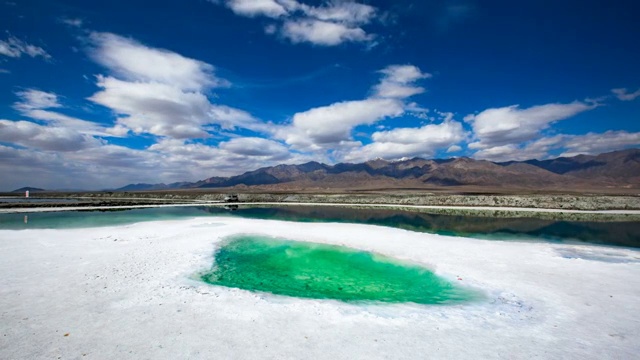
[{"left": 1, "top": 217, "right": 639, "bottom": 359}]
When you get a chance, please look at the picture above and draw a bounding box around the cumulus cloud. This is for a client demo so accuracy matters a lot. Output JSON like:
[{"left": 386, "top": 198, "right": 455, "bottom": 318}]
[
  {"left": 13, "top": 89, "right": 124, "bottom": 137},
  {"left": 0, "top": 36, "right": 51, "bottom": 59},
  {"left": 473, "top": 144, "right": 535, "bottom": 162},
  {"left": 281, "top": 19, "right": 371, "bottom": 46},
  {"left": 274, "top": 63, "right": 432, "bottom": 153},
  {"left": 219, "top": 137, "right": 291, "bottom": 159},
  {"left": 373, "top": 65, "right": 432, "bottom": 99},
  {"left": 279, "top": 98, "right": 404, "bottom": 150},
  {"left": 215, "top": 0, "right": 378, "bottom": 46},
  {"left": 147, "top": 138, "right": 297, "bottom": 179},
  {"left": 0, "top": 145, "right": 69, "bottom": 190},
  {"left": 88, "top": 32, "right": 228, "bottom": 91},
  {"left": 302, "top": 1, "right": 376, "bottom": 25},
  {"left": 85, "top": 32, "right": 263, "bottom": 139},
  {"left": 0, "top": 131, "right": 299, "bottom": 190},
  {"left": 24, "top": 109, "right": 124, "bottom": 137},
  {"left": 559, "top": 131, "right": 640, "bottom": 157},
  {"left": 0, "top": 144, "right": 160, "bottom": 191},
  {"left": 13, "top": 89, "right": 61, "bottom": 111},
  {"left": 209, "top": 105, "right": 269, "bottom": 132},
  {"left": 466, "top": 101, "right": 596, "bottom": 150},
  {"left": 343, "top": 119, "right": 466, "bottom": 162},
  {"left": 89, "top": 76, "right": 213, "bottom": 138},
  {"left": 0, "top": 120, "right": 101, "bottom": 152},
  {"left": 611, "top": 88, "right": 640, "bottom": 101},
  {"left": 472, "top": 130, "right": 640, "bottom": 162},
  {"left": 88, "top": 76, "right": 264, "bottom": 138},
  {"left": 223, "top": 0, "right": 288, "bottom": 18},
  {"left": 374, "top": 120, "right": 463, "bottom": 145},
  {"left": 0, "top": 31, "right": 308, "bottom": 189}
]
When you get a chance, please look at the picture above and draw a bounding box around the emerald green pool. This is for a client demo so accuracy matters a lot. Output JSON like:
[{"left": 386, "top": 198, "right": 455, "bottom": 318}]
[{"left": 200, "top": 235, "right": 480, "bottom": 304}]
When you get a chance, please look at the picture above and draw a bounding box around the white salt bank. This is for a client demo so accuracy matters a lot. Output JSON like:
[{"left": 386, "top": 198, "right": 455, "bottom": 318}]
[{"left": 1, "top": 217, "right": 639, "bottom": 359}]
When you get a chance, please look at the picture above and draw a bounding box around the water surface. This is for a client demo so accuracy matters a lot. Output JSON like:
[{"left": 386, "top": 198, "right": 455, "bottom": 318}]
[
  {"left": 1, "top": 205, "right": 638, "bottom": 248},
  {"left": 201, "top": 235, "right": 480, "bottom": 304},
  {"left": 0, "top": 198, "right": 80, "bottom": 203}
]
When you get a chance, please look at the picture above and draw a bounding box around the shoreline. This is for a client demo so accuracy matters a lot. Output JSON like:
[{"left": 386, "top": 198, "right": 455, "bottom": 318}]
[{"left": 1, "top": 201, "right": 640, "bottom": 221}]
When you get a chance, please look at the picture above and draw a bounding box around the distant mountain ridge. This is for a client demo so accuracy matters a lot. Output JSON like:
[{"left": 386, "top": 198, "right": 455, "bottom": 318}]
[
  {"left": 115, "top": 148, "right": 640, "bottom": 191},
  {"left": 11, "top": 187, "right": 45, "bottom": 193},
  {"left": 115, "top": 182, "right": 192, "bottom": 191}
]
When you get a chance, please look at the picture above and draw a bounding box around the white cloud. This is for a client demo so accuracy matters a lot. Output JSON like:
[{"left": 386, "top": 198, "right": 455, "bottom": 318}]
[
  {"left": 611, "top": 88, "right": 640, "bottom": 101},
  {"left": 219, "top": 137, "right": 291, "bottom": 159},
  {"left": 13, "top": 89, "right": 124, "bottom": 137},
  {"left": 88, "top": 32, "right": 228, "bottom": 91},
  {"left": 472, "top": 130, "right": 640, "bottom": 162},
  {"left": 447, "top": 145, "right": 462, "bottom": 153},
  {"left": 371, "top": 120, "right": 463, "bottom": 145},
  {"left": 0, "top": 133, "right": 293, "bottom": 190},
  {"left": 215, "top": 0, "right": 378, "bottom": 46},
  {"left": 0, "top": 36, "right": 51, "bottom": 59},
  {"left": 89, "top": 76, "right": 213, "bottom": 138},
  {"left": 147, "top": 137, "right": 296, "bottom": 179},
  {"left": 303, "top": 1, "right": 376, "bottom": 25},
  {"left": 0, "top": 145, "right": 69, "bottom": 190},
  {"left": 379, "top": 65, "right": 431, "bottom": 84},
  {"left": 84, "top": 33, "right": 263, "bottom": 139},
  {"left": 24, "top": 110, "right": 122, "bottom": 137},
  {"left": 343, "top": 120, "right": 466, "bottom": 162},
  {"left": 209, "top": 105, "right": 268, "bottom": 132},
  {"left": 223, "top": 0, "right": 288, "bottom": 18},
  {"left": 466, "top": 101, "right": 596, "bottom": 149},
  {"left": 473, "top": 134, "right": 572, "bottom": 162},
  {"left": 0, "top": 120, "right": 101, "bottom": 152},
  {"left": 274, "top": 63, "right": 432, "bottom": 153},
  {"left": 559, "top": 131, "right": 640, "bottom": 157},
  {"left": 473, "top": 144, "right": 531, "bottom": 162},
  {"left": 13, "top": 89, "right": 61, "bottom": 111},
  {"left": 374, "top": 80, "right": 425, "bottom": 99},
  {"left": 148, "top": 139, "right": 216, "bottom": 160},
  {"left": 88, "top": 76, "right": 264, "bottom": 138},
  {"left": 281, "top": 19, "right": 371, "bottom": 46},
  {"left": 278, "top": 98, "right": 404, "bottom": 150},
  {"left": 373, "top": 65, "right": 431, "bottom": 99}
]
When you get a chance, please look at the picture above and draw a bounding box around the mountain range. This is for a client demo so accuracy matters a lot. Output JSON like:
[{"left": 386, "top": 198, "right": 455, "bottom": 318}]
[{"left": 116, "top": 148, "right": 640, "bottom": 192}]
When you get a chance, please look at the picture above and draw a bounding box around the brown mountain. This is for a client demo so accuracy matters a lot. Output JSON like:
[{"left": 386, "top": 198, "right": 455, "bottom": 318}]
[
  {"left": 519, "top": 149, "right": 640, "bottom": 184},
  {"left": 118, "top": 148, "right": 640, "bottom": 191}
]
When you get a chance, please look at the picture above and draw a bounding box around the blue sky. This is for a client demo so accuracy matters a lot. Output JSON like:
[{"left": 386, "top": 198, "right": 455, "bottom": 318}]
[{"left": 0, "top": 0, "right": 639, "bottom": 190}]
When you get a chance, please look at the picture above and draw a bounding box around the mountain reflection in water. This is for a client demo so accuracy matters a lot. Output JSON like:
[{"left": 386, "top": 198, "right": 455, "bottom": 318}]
[{"left": 0, "top": 205, "right": 637, "bottom": 248}]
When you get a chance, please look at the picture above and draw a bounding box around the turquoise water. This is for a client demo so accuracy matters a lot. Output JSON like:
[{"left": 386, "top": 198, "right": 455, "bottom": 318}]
[
  {"left": 1, "top": 205, "right": 639, "bottom": 248},
  {"left": 0, "top": 198, "right": 80, "bottom": 203},
  {"left": 0, "top": 207, "right": 205, "bottom": 229},
  {"left": 0, "top": 197, "right": 80, "bottom": 203},
  {"left": 201, "top": 235, "right": 481, "bottom": 304}
]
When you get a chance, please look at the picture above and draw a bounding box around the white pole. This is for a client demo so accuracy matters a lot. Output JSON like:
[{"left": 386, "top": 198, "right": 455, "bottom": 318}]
[{"left": 25, "top": 190, "right": 29, "bottom": 198}]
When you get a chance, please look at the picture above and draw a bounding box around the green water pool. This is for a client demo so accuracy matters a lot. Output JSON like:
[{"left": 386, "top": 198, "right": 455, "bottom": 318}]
[{"left": 200, "top": 235, "right": 481, "bottom": 304}]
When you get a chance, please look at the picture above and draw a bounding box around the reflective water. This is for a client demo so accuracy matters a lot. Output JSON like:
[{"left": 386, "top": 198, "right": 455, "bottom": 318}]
[
  {"left": 0, "top": 198, "right": 80, "bottom": 203},
  {"left": 1, "top": 205, "right": 638, "bottom": 248}
]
